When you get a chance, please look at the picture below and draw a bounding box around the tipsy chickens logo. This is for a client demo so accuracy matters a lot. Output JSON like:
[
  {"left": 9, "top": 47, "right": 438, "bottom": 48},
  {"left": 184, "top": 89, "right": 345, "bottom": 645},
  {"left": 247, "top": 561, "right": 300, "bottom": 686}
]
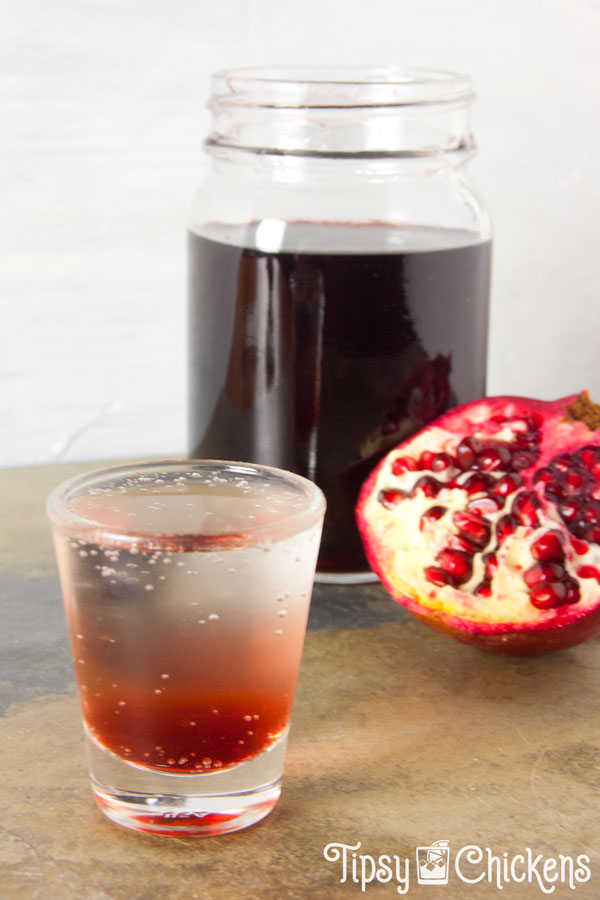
[{"left": 323, "top": 840, "right": 592, "bottom": 894}]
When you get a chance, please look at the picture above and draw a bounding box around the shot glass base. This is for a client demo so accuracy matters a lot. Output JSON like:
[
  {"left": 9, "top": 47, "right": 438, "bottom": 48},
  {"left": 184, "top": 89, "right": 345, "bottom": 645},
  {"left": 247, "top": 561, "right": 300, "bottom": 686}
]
[
  {"left": 84, "top": 724, "right": 288, "bottom": 837},
  {"left": 92, "top": 776, "right": 281, "bottom": 836}
]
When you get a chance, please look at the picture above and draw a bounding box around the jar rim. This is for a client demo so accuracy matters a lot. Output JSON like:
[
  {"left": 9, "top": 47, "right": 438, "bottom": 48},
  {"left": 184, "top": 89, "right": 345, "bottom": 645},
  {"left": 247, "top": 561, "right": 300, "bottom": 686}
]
[{"left": 210, "top": 65, "right": 474, "bottom": 109}]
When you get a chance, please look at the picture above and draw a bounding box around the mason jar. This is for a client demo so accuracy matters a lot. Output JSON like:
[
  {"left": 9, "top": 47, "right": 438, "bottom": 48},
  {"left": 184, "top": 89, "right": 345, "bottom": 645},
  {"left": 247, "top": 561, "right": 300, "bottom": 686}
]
[{"left": 188, "top": 66, "right": 492, "bottom": 583}]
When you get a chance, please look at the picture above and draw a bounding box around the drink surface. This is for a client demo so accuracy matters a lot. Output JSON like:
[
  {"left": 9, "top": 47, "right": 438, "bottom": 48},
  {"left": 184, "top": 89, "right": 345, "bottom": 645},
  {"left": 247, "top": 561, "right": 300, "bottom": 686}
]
[
  {"left": 67, "top": 466, "right": 314, "bottom": 545},
  {"left": 57, "top": 472, "right": 321, "bottom": 772},
  {"left": 188, "top": 224, "right": 491, "bottom": 573}
]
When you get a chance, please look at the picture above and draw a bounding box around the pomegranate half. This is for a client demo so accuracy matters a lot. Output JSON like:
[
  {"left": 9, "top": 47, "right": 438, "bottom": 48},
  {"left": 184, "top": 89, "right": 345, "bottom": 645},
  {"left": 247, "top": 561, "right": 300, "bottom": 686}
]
[{"left": 356, "top": 392, "right": 600, "bottom": 654}]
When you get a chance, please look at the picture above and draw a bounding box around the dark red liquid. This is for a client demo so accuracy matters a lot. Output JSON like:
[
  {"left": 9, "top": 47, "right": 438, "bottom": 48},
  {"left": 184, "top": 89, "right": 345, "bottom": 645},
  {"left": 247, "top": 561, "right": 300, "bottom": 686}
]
[
  {"left": 188, "top": 229, "right": 491, "bottom": 573},
  {"left": 85, "top": 686, "right": 289, "bottom": 772}
]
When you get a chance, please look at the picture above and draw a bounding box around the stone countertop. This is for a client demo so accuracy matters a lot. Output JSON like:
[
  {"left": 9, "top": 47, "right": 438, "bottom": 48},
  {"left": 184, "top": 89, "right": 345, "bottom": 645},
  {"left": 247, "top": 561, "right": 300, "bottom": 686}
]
[{"left": 1, "top": 462, "right": 599, "bottom": 900}]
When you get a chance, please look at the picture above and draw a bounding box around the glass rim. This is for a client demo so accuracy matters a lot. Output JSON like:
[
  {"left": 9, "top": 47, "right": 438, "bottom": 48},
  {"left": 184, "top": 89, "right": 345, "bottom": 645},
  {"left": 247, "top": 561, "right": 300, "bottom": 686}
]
[
  {"left": 210, "top": 65, "right": 474, "bottom": 109},
  {"left": 46, "top": 459, "right": 326, "bottom": 548}
]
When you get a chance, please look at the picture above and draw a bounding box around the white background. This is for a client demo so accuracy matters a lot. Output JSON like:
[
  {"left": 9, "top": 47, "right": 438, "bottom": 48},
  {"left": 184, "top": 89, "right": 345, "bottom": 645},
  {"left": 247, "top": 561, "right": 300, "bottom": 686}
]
[{"left": 2, "top": 0, "right": 599, "bottom": 467}]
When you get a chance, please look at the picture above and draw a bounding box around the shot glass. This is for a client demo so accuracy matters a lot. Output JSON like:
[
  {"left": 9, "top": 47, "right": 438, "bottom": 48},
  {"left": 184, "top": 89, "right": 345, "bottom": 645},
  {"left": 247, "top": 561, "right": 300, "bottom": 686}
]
[{"left": 47, "top": 460, "right": 325, "bottom": 836}]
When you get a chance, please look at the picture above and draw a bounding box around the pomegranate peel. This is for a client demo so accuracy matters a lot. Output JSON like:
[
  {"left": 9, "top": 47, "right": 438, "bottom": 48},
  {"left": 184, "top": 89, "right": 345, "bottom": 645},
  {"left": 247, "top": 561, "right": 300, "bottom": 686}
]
[{"left": 356, "top": 392, "right": 600, "bottom": 654}]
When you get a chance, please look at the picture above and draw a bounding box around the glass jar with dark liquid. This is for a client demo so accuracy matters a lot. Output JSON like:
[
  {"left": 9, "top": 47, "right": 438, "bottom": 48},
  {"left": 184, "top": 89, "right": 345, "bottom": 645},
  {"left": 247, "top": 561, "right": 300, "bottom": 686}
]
[{"left": 188, "top": 67, "right": 492, "bottom": 582}]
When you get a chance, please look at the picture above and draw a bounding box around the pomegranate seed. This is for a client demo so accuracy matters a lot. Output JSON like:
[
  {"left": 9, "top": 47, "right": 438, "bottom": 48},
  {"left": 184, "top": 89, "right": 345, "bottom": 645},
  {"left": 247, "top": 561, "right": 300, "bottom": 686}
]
[
  {"left": 378, "top": 489, "right": 404, "bottom": 509},
  {"left": 523, "top": 562, "right": 565, "bottom": 587},
  {"left": 559, "top": 500, "right": 580, "bottom": 522},
  {"left": 570, "top": 518, "right": 588, "bottom": 539},
  {"left": 511, "top": 451, "right": 536, "bottom": 471},
  {"left": 530, "top": 531, "right": 564, "bottom": 562},
  {"left": 578, "top": 447, "right": 600, "bottom": 470},
  {"left": 525, "top": 411, "right": 543, "bottom": 429},
  {"left": 571, "top": 538, "right": 589, "bottom": 555},
  {"left": 543, "top": 481, "right": 565, "bottom": 502},
  {"left": 411, "top": 476, "right": 441, "bottom": 498},
  {"left": 514, "top": 428, "right": 540, "bottom": 450},
  {"left": 425, "top": 566, "right": 453, "bottom": 587},
  {"left": 477, "top": 445, "right": 512, "bottom": 472},
  {"left": 418, "top": 450, "right": 435, "bottom": 470},
  {"left": 530, "top": 582, "right": 566, "bottom": 610},
  {"left": 449, "top": 533, "right": 479, "bottom": 554},
  {"left": 431, "top": 452, "right": 454, "bottom": 472},
  {"left": 391, "top": 456, "right": 417, "bottom": 475},
  {"left": 456, "top": 437, "right": 483, "bottom": 470},
  {"left": 534, "top": 468, "right": 555, "bottom": 486},
  {"left": 437, "top": 549, "right": 472, "bottom": 584},
  {"left": 493, "top": 473, "right": 523, "bottom": 497},
  {"left": 419, "top": 505, "right": 446, "bottom": 530},
  {"left": 496, "top": 443, "right": 513, "bottom": 463},
  {"left": 483, "top": 552, "right": 498, "bottom": 578},
  {"left": 577, "top": 565, "right": 600, "bottom": 581},
  {"left": 553, "top": 454, "right": 573, "bottom": 473},
  {"left": 583, "top": 503, "right": 600, "bottom": 523},
  {"left": 496, "top": 514, "right": 518, "bottom": 542},
  {"left": 452, "top": 510, "right": 491, "bottom": 546},
  {"left": 467, "top": 495, "right": 504, "bottom": 516},
  {"left": 563, "top": 577, "right": 581, "bottom": 604},
  {"left": 512, "top": 491, "right": 540, "bottom": 527},
  {"left": 565, "top": 470, "right": 585, "bottom": 492},
  {"left": 461, "top": 472, "right": 493, "bottom": 494},
  {"left": 474, "top": 580, "right": 492, "bottom": 598}
]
